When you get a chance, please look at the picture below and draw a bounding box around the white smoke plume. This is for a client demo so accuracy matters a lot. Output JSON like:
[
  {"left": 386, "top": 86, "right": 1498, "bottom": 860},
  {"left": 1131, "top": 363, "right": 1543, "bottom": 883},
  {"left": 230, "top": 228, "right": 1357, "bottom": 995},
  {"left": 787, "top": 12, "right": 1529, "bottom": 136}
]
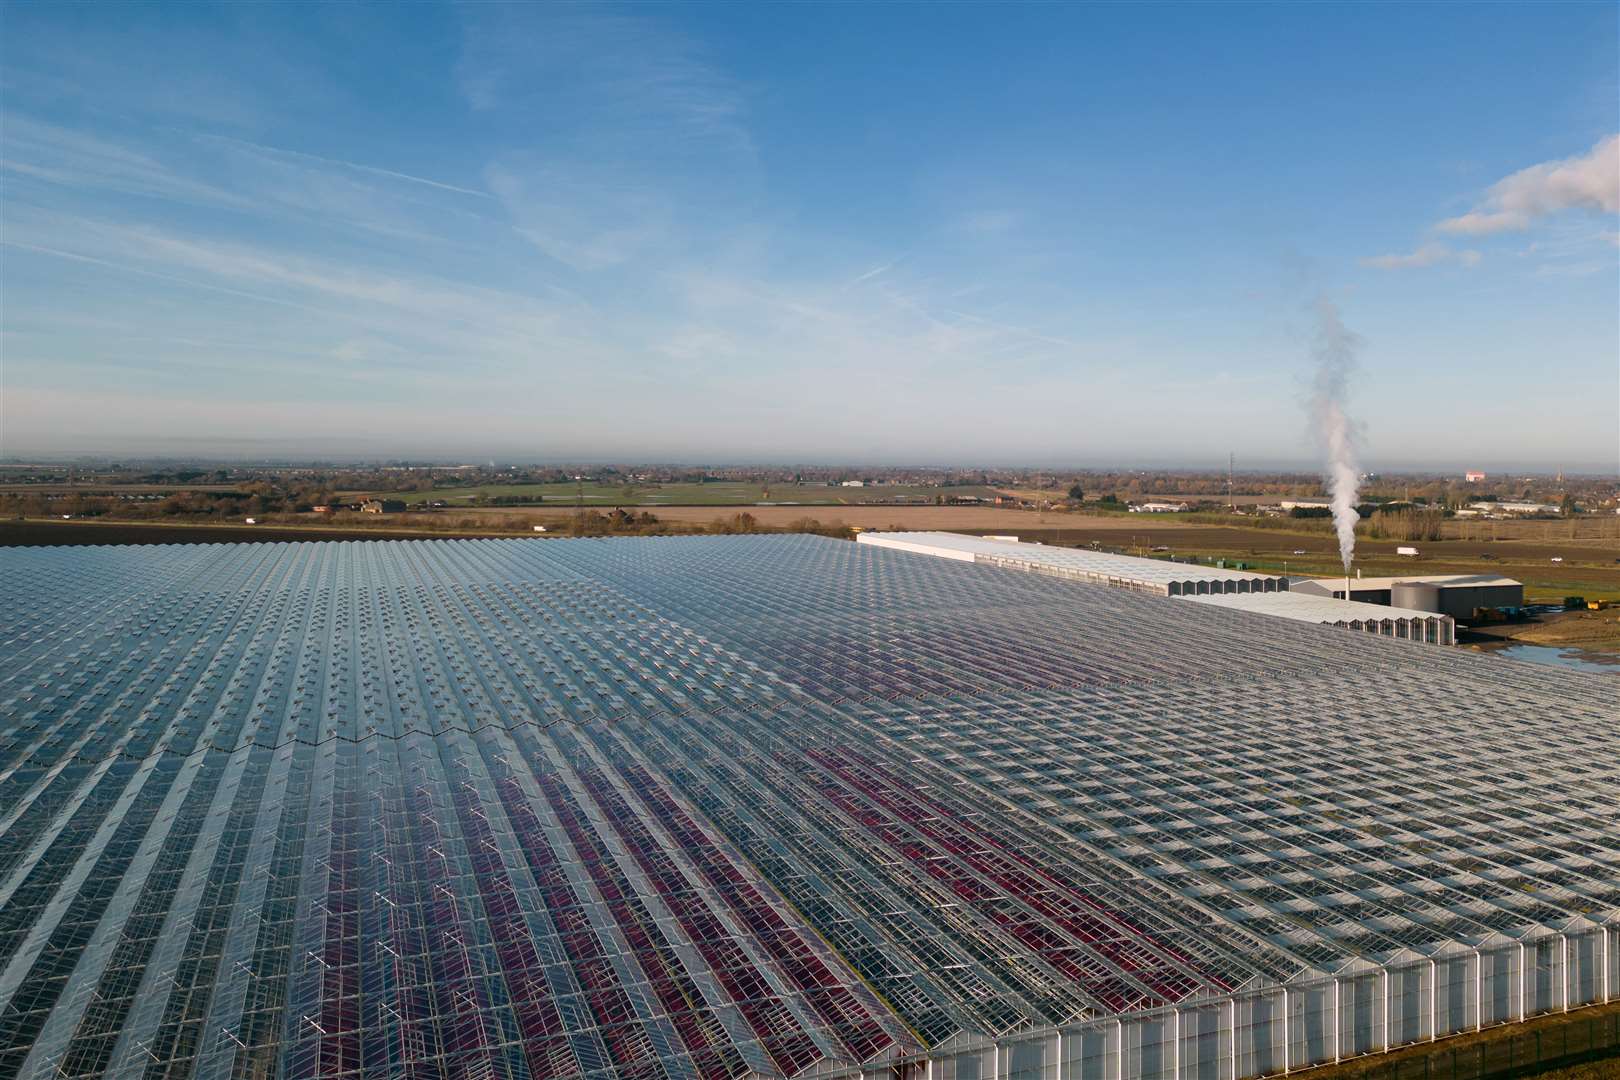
[{"left": 1309, "top": 297, "right": 1363, "bottom": 572}]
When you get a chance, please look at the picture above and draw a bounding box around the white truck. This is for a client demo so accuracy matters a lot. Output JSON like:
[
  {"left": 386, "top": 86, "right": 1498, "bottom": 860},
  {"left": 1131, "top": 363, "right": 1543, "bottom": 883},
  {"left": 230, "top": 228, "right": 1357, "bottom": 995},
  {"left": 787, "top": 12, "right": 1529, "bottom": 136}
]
[{"left": 1396, "top": 546, "right": 1420, "bottom": 557}]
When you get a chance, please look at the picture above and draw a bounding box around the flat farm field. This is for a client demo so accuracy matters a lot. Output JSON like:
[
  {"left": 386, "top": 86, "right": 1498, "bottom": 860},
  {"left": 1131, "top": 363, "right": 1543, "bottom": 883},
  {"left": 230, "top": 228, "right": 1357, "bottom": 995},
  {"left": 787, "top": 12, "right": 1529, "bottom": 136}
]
[{"left": 380, "top": 481, "right": 1001, "bottom": 507}]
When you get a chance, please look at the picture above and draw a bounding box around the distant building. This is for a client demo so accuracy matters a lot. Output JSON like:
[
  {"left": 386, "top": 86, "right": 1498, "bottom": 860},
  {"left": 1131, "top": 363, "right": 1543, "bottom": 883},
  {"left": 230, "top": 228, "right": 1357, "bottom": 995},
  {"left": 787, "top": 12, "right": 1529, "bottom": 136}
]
[
  {"left": 1468, "top": 501, "right": 1559, "bottom": 516},
  {"left": 1465, "top": 471, "right": 1486, "bottom": 482},
  {"left": 841, "top": 480, "right": 865, "bottom": 487},
  {"left": 1280, "top": 499, "right": 1331, "bottom": 511},
  {"left": 1128, "top": 501, "right": 1188, "bottom": 513},
  {"left": 311, "top": 505, "right": 333, "bottom": 513},
  {"left": 361, "top": 499, "right": 406, "bottom": 514}
]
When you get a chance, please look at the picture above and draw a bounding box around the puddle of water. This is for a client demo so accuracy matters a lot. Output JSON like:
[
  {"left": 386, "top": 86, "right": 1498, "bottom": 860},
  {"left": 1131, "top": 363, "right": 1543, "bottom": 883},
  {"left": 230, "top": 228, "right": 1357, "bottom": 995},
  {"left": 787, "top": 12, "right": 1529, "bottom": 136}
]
[{"left": 1488, "top": 644, "right": 1620, "bottom": 673}]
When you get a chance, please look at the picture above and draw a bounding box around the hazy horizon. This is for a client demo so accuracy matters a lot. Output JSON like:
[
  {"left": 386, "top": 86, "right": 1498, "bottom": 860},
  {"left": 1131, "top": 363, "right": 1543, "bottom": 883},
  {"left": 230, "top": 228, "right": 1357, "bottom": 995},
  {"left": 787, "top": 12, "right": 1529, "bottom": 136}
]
[
  {"left": 2, "top": 3, "right": 1617, "bottom": 471},
  {"left": 3, "top": 446, "right": 1614, "bottom": 479}
]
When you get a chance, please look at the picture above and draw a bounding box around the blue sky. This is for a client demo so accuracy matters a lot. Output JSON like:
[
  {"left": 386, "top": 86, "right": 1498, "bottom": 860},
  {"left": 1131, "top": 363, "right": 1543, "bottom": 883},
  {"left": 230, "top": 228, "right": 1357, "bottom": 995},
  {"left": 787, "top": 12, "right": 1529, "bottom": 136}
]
[{"left": 2, "top": 2, "right": 1616, "bottom": 470}]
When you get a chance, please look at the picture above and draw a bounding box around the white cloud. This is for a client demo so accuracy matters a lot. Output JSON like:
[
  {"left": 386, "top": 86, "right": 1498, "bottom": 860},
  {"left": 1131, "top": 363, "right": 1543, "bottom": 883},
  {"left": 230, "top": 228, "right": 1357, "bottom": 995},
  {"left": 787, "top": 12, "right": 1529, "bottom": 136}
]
[
  {"left": 1360, "top": 243, "right": 1482, "bottom": 270},
  {"left": 0, "top": 113, "right": 505, "bottom": 253},
  {"left": 456, "top": 6, "right": 750, "bottom": 154},
  {"left": 1438, "top": 134, "right": 1619, "bottom": 235},
  {"left": 487, "top": 163, "right": 671, "bottom": 271},
  {"left": 458, "top": 8, "right": 760, "bottom": 275},
  {"left": 2, "top": 208, "right": 600, "bottom": 367},
  {"left": 0, "top": 114, "right": 247, "bottom": 209},
  {"left": 1535, "top": 260, "right": 1610, "bottom": 278}
]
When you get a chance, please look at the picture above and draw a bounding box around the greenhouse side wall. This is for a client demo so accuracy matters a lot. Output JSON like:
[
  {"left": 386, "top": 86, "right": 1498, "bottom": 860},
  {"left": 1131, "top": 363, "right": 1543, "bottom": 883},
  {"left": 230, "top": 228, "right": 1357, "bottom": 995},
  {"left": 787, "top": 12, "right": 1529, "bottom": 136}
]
[{"left": 834, "top": 925, "right": 1617, "bottom": 1080}]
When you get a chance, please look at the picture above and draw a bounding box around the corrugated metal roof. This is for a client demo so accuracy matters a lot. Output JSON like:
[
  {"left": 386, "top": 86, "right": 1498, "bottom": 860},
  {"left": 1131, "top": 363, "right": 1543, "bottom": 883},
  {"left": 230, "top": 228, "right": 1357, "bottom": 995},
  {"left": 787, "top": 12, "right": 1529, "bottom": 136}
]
[{"left": 1291, "top": 573, "right": 1523, "bottom": 591}]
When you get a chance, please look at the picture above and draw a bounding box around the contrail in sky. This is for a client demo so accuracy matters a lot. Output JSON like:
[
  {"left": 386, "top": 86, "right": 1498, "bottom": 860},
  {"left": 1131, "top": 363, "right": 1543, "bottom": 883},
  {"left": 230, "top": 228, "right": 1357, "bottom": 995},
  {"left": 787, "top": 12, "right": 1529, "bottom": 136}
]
[{"left": 191, "top": 132, "right": 493, "bottom": 198}]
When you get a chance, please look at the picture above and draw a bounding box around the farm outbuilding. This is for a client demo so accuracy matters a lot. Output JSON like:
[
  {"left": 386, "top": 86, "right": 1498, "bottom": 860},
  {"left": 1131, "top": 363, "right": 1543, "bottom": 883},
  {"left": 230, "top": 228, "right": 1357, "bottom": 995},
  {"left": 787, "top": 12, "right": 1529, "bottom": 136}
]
[{"left": 858, "top": 531, "right": 1287, "bottom": 595}]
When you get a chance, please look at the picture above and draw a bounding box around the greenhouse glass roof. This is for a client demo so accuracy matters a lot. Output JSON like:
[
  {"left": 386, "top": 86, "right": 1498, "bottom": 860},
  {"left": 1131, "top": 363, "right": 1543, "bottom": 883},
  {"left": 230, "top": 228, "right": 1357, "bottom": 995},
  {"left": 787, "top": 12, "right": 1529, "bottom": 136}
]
[
  {"left": 857, "top": 531, "right": 1286, "bottom": 594},
  {"left": 0, "top": 536, "right": 1614, "bottom": 1079},
  {"left": 1181, "top": 590, "right": 1449, "bottom": 626}
]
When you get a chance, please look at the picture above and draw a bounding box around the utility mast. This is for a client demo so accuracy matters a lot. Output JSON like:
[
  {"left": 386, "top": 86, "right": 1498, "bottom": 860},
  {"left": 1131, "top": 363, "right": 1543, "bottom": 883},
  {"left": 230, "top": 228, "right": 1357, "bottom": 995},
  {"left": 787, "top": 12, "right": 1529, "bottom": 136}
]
[{"left": 1227, "top": 452, "right": 1234, "bottom": 512}]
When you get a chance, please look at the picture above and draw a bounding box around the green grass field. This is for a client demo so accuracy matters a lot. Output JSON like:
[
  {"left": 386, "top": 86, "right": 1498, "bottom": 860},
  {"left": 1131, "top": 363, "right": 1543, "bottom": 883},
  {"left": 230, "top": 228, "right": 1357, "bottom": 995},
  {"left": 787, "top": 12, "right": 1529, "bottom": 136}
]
[{"left": 380, "top": 482, "right": 1001, "bottom": 507}]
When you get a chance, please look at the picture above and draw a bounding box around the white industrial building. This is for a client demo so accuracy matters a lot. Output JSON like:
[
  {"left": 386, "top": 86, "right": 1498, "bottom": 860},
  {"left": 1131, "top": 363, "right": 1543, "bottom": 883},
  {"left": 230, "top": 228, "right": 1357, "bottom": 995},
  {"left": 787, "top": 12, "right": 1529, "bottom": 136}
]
[
  {"left": 1290, "top": 574, "right": 1523, "bottom": 620},
  {"left": 1469, "top": 500, "right": 1559, "bottom": 516},
  {"left": 1186, "top": 590, "right": 1456, "bottom": 645},
  {"left": 857, "top": 531, "right": 1287, "bottom": 595}
]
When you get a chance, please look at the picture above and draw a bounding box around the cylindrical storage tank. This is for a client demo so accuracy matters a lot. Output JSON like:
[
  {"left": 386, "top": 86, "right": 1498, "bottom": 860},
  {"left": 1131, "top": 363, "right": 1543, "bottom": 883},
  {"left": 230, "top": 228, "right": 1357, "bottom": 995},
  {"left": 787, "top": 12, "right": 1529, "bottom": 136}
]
[{"left": 1392, "top": 581, "right": 1442, "bottom": 613}]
